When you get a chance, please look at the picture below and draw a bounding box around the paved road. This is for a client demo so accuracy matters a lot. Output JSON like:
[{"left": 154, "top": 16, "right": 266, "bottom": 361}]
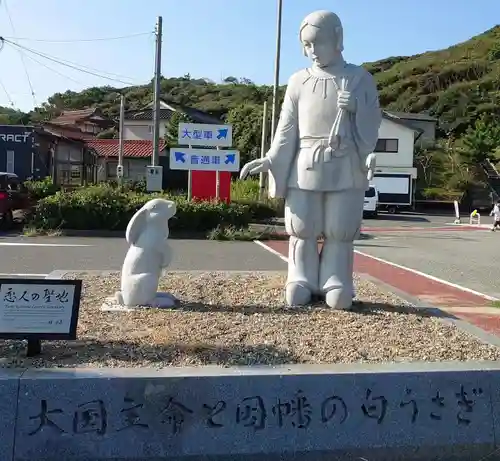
[
  {"left": 0, "top": 213, "right": 486, "bottom": 295},
  {"left": 363, "top": 212, "right": 452, "bottom": 228},
  {"left": 356, "top": 227, "right": 500, "bottom": 298},
  {"left": 0, "top": 237, "right": 286, "bottom": 276}
]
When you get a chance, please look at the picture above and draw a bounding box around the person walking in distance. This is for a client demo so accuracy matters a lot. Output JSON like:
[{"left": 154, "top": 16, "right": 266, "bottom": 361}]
[{"left": 490, "top": 200, "right": 500, "bottom": 231}]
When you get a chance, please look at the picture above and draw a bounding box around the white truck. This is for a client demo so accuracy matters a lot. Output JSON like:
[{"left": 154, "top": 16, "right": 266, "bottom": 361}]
[
  {"left": 371, "top": 172, "right": 413, "bottom": 214},
  {"left": 363, "top": 184, "right": 379, "bottom": 218}
]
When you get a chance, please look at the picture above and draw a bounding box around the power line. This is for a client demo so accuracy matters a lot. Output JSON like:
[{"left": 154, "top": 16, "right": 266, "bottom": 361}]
[
  {"left": 3, "top": 39, "right": 144, "bottom": 86},
  {"left": 2, "top": 31, "right": 153, "bottom": 43},
  {"left": 1, "top": 38, "right": 138, "bottom": 81},
  {"left": 3, "top": 0, "right": 36, "bottom": 106},
  {"left": 0, "top": 77, "right": 15, "bottom": 107},
  {"left": 19, "top": 49, "right": 85, "bottom": 86}
]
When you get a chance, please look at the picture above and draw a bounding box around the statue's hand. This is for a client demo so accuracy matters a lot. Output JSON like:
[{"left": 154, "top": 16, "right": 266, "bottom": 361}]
[
  {"left": 239, "top": 157, "right": 271, "bottom": 180},
  {"left": 337, "top": 90, "right": 356, "bottom": 113},
  {"left": 366, "top": 153, "right": 376, "bottom": 181}
]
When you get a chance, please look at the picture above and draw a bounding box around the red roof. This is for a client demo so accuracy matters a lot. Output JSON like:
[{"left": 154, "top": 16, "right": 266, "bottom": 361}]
[{"left": 85, "top": 139, "right": 166, "bottom": 158}]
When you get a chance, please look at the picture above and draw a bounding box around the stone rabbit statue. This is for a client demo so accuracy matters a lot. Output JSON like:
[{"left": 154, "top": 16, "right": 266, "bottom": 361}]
[{"left": 114, "top": 198, "right": 178, "bottom": 308}]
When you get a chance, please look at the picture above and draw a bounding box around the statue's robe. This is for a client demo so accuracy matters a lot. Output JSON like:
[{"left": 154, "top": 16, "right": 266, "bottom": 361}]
[{"left": 266, "top": 62, "right": 381, "bottom": 198}]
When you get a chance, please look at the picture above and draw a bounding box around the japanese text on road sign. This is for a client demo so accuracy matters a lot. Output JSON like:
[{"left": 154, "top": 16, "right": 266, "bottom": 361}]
[
  {"left": 178, "top": 123, "right": 233, "bottom": 147},
  {"left": 169, "top": 148, "right": 240, "bottom": 172}
]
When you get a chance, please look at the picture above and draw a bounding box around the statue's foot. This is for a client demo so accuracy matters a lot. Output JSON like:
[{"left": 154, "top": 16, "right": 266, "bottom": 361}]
[
  {"left": 149, "top": 292, "right": 179, "bottom": 308},
  {"left": 325, "top": 288, "right": 353, "bottom": 311},
  {"left": 114, "top": 291, "right": 124, "bottom": 305},
  {"left": 285, "top": 282, "right": 312, "bottom": 306}
]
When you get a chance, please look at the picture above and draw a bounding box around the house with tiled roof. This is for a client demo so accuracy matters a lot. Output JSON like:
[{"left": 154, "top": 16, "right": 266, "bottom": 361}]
[
  {"left": 49, "top": 108, "right": 115, "bottom": 136},
  {"left": 123, "top": 100, "right": 221, "bottom": 141},
  {"left": 383, "top": 110, "right": 437, "bottom": 147},
  {"left": 0, "top": 123, "right": 98, "bottom": 186},
  {"left": 86, "top": 139, "right": 167, "bottom": 182}
]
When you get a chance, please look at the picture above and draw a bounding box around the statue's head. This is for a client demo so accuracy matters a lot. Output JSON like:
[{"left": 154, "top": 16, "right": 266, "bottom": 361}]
[{"left": 299, "top": 10, "right": 344, "bottom": 68}]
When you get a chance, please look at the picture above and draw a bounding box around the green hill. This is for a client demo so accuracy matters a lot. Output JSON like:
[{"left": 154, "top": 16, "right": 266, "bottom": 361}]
[
  {"left": 2, "top": 26, "right": 500, "bottom": 158},
  {"left": 2, "top": 26, "right": 500, "bottom": 201},
  {"left": 365, "top": 25, "right": 500, "bottom": 136},
  {"left": 2, "top": 25, "right": 500, "bottom": 138}
]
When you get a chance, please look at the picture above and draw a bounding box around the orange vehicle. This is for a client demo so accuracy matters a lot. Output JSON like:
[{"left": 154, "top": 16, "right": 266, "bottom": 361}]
[{"left": 0, "top": 172, "right": 31, "bottom": 229}]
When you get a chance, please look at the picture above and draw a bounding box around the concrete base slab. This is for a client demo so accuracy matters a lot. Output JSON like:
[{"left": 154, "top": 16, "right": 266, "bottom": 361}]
[{"left": 10, "top": 362, "right": 500, "bottom": 461}]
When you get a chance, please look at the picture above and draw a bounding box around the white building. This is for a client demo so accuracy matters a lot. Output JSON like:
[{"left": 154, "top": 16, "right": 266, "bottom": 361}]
[
  {"left": 373, "top": 114, "right": 420, "bottom": 179},
  {"left": 122, "top": 101, "right": 222, "bottom": 141},
  {"left": 370, "top": 111, "right": 436, "bottom": 209}
]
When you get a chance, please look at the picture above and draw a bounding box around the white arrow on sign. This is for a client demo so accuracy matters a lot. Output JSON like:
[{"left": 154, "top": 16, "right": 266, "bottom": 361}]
[
  {"left": 169, "top": 148, "right": 240, "bottom": 172},
  {"left": 177, "top": 123, "right": 233, "bottom": 147}
]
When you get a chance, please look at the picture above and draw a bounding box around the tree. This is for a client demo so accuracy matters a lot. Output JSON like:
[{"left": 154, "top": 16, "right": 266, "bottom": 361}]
[
  {"left": 239, "top": 78, "right": 254, "bottom": 85},
  {"left": 96, "top": 128, "right": 116, "bottom": 139},
  {"left": 461, "top": 115, "right": 500, "bottom": 164},
  {"left": 164, "top": 111, "right": 187, "bottom": 148},
  {"left": 226, "top": 103, "right": 266, "bottom": 165},
  {"left": 223, "top": 76, "right": 238, "bottom": 84}
]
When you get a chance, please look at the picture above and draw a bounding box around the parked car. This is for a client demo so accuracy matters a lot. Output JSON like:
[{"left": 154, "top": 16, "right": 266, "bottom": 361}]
[
  {"left": 0, "top": 172, "right": 31, "bottom": 229},
  {"left": 363, "top": 184, "right": 379, "bottom": 218}
]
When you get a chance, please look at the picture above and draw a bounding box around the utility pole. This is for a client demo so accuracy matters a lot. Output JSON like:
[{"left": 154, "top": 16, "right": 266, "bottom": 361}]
[
  {"left": 259, "top": 100, "right": 268, "bottom": 200},
  {"left": 152, "top": 15, "right": 163, "bottom": 167},
  {"left": 270, "top": 0, "right": 283, "bottom": 140},
  {"left": 117, "top": 94, "right": 125, "bottom": 184}
]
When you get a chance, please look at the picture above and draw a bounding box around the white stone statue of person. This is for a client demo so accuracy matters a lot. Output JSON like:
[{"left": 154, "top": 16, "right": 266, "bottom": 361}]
[{"left": 240, "top": 10, "right": 381, "bottom": 310}]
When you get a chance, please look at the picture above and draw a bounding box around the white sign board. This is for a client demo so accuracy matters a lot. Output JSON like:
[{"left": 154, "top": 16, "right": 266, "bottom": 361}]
[
  {"left": 0, "top": 281, "right": 80, "bottom": 335},
  {"left": 178, "top": 123, "right": 233, "bottom": 147},
  {"left": 170, "top": 148, "right": 240, "bottom": 172},
  {"left": 146, "top": 165, "right": 163, "bottom": 192}
]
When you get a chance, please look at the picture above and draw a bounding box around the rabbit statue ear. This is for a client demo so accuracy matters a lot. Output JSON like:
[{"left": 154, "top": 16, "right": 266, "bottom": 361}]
[
  {"left": 126, "top": 206, "right": 148, "bottom": 245},
  {"left": 165, "top": 201, "right": 177, "bottom": 219}
]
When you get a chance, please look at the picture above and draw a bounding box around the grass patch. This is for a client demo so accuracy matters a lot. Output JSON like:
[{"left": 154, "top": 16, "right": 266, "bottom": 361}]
[
  {"left": 23, "top": 226, "right": 62, "bottom": 237},
  {"left": 207, "top": 225, "right": 287, "bottom": 241}
]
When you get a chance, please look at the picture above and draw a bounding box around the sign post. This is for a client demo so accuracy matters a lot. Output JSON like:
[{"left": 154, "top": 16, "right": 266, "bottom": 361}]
[
  {"left": 173, "top": 123, "right": 236, "bottom": 201},
  {"left": 215, "top": 147, "right": 221, "bottom": 200},
  {"left": 0, "top": 278, "right": 82, "bottom": 357},
  {"left": 187, "top": 144, "right": 193, "bottom": 201}
]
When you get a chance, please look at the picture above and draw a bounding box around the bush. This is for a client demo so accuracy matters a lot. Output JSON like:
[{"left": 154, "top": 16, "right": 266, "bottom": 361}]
[
  {"left": 231, "top": 178, "right": 284, "bottom": 220},
  {"left": 28, "top": 184, "right": 255, "bottom": 233},
  {"left": 103, "top": 179, "right": 147, "bottom": 193},
  {"left": 24, "top": 177, "right": 60, "bottom": 200}
]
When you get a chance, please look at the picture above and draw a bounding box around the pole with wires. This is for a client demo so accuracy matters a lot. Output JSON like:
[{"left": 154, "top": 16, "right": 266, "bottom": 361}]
[
  {"left": 270, "top": 0, "right": 283, "bottom": 141},
  {"left": 117, "top": 94, "right": 125, "bottom": 186},
  {"left": 152, "top": 16, "right": 162, "bottom": 168}
]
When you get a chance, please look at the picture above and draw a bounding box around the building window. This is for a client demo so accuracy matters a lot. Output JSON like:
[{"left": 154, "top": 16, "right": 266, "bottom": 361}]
[
  {"left": 148, "top": 125, "right": 153, "bottom": 134},
  {"left": 6, "top": 150, "right": 14, "bottom": 173},
  {"left": 374, "top": 139, "right": 399, "bottom": 153}
]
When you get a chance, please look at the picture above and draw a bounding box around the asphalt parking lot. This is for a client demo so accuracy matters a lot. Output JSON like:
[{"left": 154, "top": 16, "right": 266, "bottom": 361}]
[
  {"left": 1, "top": 212, "right": 496, "bottom": 299},
  {"left": 0, "top": 237, "right": 286, "bottom": 276}
]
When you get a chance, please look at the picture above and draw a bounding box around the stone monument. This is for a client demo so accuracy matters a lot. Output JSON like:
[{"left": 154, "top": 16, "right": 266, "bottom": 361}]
[
  {"left": 240, "top": 10, "right": 381, "bottom": 310},
  {"left": 102, "top": 198, "right": 179, "bottom": 311}
]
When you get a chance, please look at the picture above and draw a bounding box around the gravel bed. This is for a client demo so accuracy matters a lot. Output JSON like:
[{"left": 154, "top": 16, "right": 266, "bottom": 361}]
[{"left": 1, "top": 271, "right": 499, "bottom": 368}]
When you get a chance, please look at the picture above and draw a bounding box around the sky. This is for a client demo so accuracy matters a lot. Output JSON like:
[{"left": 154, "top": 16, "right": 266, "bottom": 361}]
[{"left": 0, "top": 0, "right": 498, "bottom": 112}]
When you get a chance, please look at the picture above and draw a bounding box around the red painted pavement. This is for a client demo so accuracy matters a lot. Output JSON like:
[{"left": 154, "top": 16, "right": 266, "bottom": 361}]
[
  {"left": 452, "top": 313, "right": 500, "bottom": 336},
  {"left": 360, "top": 226, "right": 483, "bottom": 232},
  {"left": 261, "top": 239, "right": 500, "bottom": 335},
  {"left": 264, "top": 240, "right": 489, "bottom": 308}
]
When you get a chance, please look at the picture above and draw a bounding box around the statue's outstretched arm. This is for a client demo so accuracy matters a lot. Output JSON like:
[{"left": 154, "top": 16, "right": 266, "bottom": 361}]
[{"left": 267, "top": 77, "right": 299, "bottom": 167}]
